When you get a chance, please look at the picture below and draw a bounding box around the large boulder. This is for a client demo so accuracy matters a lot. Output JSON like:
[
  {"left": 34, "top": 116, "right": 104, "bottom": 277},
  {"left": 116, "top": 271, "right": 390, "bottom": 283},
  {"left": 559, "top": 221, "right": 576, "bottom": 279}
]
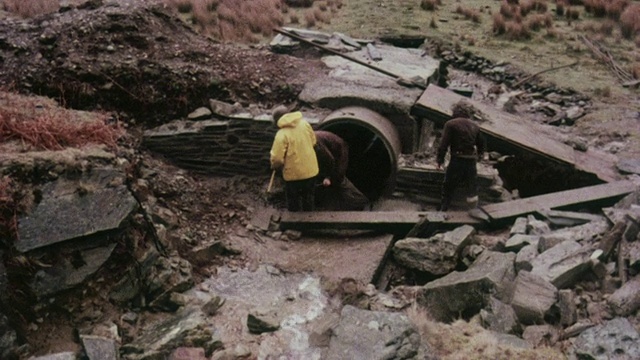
[
  {"left": 530, "top": 240, "right": 591, "bottom": 289},
  {"left": 510, "top": 271, "right": 557, "bottom": 325},
  {"left": 392, "top": 225, "right": 475, "bottom": 275},
  {"left": 326, "top": 305, "right": 433, "bottom": 360},
  {"left": 419, "top": 251, "right": 516, "bottom": 322},
  {"left": 571, "top": 317, "right": 640, "bottom": 360}
]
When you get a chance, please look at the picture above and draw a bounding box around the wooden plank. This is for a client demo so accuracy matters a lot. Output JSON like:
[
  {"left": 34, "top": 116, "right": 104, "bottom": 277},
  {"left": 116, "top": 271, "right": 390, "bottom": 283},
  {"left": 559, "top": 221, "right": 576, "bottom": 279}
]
[
  {"left": 413, "top": 84, "right": 620, "bottom": 182},
  {"left": 481, "top": 180, "right": 637, "bottom": 222},
  {"left": 279, "top": 211, "right": 482, "bottom": 232}
]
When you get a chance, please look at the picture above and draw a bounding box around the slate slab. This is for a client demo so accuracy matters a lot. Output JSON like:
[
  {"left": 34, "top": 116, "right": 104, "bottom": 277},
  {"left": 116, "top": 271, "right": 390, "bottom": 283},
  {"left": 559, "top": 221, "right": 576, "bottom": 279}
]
[
  {"left": 17, "top": 170, "right": 137, "bottom": 252},
  {"left": 31, "top": 243, "right": 117, "bottom": 298}
]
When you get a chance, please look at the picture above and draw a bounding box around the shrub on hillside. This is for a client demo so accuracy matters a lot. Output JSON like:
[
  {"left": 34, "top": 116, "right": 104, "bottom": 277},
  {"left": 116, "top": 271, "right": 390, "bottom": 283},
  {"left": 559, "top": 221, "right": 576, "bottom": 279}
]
[
  {"left": 620, "top": 4, "right": 640, "bottom": 39},
  {"left": 1, "top": 0, "right": 58, "bottom": 18},
  {"left": 455, "top": 5, "right": 482, "bottom": 23},
  {"left": 420, "top": 0, "right": 441, "bottom": 11},
  {"left": 180, "top": 0, "right": 284, "bottom": 41},
  {"left": 506, "top": 21, "right": 531, "bottom": 40},
  {"left": 493, "top": 13, "right": 507, "bottom": 34}
]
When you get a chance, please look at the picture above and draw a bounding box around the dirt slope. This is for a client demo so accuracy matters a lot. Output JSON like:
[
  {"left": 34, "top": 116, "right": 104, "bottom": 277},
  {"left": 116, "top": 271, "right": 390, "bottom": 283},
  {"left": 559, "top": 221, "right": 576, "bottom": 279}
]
[{"left": 0, "top": 1, "right": 327, "bottom": 125}]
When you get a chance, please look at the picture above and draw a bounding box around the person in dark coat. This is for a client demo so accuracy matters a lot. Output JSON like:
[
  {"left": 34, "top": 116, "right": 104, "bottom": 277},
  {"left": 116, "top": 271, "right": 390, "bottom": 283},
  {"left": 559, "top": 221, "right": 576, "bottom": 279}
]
[
  {"left": 314, "top": 130, "right": 369, "bottom": 211},
  {"left": 436, "top": 101, "right": 486, "bottom": 211}
]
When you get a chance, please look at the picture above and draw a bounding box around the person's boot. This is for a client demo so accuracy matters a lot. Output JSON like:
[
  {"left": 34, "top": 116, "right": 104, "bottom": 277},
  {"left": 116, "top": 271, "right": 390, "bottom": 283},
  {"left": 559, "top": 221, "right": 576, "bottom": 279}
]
[{"left": 466, "top": 195, "right": 479, "bottom": 210}]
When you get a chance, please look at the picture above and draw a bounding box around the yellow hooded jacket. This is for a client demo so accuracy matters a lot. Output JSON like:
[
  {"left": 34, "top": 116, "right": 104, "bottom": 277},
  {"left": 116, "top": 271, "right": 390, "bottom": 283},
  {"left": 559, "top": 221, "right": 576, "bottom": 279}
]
[{"left": 270, "top": 111, "right": 319, "bottom": 181}]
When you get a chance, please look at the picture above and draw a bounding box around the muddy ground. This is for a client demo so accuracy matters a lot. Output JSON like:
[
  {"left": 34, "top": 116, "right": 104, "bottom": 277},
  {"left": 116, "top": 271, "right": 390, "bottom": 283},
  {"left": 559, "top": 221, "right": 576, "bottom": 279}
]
[{"left": 0, "top": 0, "right": 639, "bottom": 358}]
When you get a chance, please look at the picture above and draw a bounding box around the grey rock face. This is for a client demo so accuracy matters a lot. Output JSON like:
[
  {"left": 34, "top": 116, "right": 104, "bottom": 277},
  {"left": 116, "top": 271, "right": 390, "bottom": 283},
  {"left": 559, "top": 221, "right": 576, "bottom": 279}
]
[
  {"left": 247, "top": 308, "right": 281, "bottom": 334},
  {"left": 392, "top": 225, "right": 475, "bottom": 275},
  {"left": 480, "top": 297, "right": 519, "bottom": 334},
  {"left": 572, "top": 317, "right": 640, "bottom": 360},
  {"left": 326, "top": 305, "right": 428, "bottom": 360},
  {"left": 17, "top": 170, "right": 137, "bottom": 253},
  {"left": 30, "top": 243, "right": 117, "bottom": 298},
  {"left": 420, "top": 251, "right": 516, "bottom": 322},
  {"left": 530, "top": 240, "right": 591, "bottom": 289},
  {"left": 0, "top": 313, "right": 18, "bottom": 360},
  {"left": 511, "top": 271, "right": 558, "bottom": 325},
  {"left": 120, "top": 307, "right": 221, "bottom": 360},
  {"left": 608, "top": 276, "right": 640, "bottom": 317},
  {"left": 80, "top": 335, "right": 118, "bottom": 360}
]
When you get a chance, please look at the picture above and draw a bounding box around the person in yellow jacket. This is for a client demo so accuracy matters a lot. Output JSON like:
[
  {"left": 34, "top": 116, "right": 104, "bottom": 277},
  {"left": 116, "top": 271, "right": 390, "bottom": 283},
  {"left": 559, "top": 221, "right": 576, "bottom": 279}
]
[{"left": 270, "top": 105, "right": 319, "bottom": 211}]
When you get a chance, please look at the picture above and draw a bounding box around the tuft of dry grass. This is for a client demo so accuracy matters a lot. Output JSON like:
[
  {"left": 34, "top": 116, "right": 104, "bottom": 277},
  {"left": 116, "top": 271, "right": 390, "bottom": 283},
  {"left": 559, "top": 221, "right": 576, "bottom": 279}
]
[
  {"left": 455, "top": 5, "right": 482, "bottom": 23},
  {"left": 566, "top": 7, "right": 580, "bottom": 20},
  {"left": 1, "top": 0, "right": 59, "bottom": 18},
  {"left": 420, "top": 0, "right": 440, "bottom": 12},
  {"left": 430, "top": 17, "right": 438, "bottom": 29},
  {"left": 506, "top": 21, "right": 531, "bottom": 40},
  {"left": 304, "top": 9, "right": 317, "bottom": 27},
  {"left": 520, "top": 0, "right": 548, "bottom": 16},
  {"left": 0, "top": 92, "right": 124, "bottom": 151},
  {"left": 493, "top": 12, "right": 507, "bottom": 35},
  {"left": 620, "top": 4, "right": 640, "bottom": 39},
  {"left": 524, "top": 13, "right": 553, "bottom": 31},
  {"left": 405, "top": 304, "right": 566, "bottom": 360},
  {"left": 169, "top": 0, "right": 285, "bottom": 42}
]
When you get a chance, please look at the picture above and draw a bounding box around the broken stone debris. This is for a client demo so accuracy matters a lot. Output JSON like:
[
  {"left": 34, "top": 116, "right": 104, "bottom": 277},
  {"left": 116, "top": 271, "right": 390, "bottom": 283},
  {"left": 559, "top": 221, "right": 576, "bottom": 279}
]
[
  {"left": 392, "top": 224, "right": 475, "bottom": 275},
  {"left": 419, "top": 250, "right": 517, "bottom": 322},
  {"left": 247, "top": 308, "right": 281, "bottom": 334},
  {"left": 119, "top": 307, "right": 221, "bottom": 360},
  {"left": 326, "top": 305, "right": 434, "bottom": 360},
  {"left": 80, "top": 335, "right": 119, "bottom": 360}
]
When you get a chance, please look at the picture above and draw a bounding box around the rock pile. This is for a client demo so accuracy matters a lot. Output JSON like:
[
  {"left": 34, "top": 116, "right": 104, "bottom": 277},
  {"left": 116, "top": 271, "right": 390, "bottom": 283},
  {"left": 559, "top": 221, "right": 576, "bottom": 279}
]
[{"left": 391, "top": 184, "right": 640, "bottom": 359}]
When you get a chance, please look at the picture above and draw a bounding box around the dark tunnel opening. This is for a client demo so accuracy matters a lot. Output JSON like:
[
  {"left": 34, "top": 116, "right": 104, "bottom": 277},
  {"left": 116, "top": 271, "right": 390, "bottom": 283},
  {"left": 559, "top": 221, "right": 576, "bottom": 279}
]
[
  {"left": 318, "top": 107, "right": 402, "bottom": 202},
  {"left": 494, "top": 153, "right": 605, "bottom": 198}
]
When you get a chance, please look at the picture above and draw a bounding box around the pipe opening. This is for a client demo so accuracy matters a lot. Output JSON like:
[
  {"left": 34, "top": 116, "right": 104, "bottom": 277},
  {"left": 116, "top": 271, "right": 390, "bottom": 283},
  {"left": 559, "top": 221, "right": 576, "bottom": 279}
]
[{"left": 318, "top": 107, "right": 402, "bottom": 202}]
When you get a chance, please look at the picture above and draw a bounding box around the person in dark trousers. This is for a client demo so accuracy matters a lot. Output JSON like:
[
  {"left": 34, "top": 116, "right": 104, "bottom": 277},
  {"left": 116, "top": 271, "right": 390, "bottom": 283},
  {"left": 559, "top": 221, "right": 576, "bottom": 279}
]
[
  {"left": 270, "top": 105, "right": 319, "bottom": 212},
  {"left": 314, "top": 130, "right": 369, "bottom": 210},
  {"left": 436, "top": 101, "right": 486, "bottom": 212}
]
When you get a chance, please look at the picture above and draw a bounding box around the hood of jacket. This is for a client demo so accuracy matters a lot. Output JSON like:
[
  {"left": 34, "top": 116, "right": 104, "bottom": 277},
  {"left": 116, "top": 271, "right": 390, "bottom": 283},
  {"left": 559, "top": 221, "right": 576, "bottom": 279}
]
[{"left": 277, "top": 111, "right": 303, "bottom": 129}]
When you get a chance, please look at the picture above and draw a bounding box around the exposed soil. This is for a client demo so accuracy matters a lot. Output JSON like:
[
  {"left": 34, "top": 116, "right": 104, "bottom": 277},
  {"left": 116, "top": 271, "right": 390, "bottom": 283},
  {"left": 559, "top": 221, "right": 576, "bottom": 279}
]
[{"left": 0, "top": 1, "right": 328, "bottom": 126}]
